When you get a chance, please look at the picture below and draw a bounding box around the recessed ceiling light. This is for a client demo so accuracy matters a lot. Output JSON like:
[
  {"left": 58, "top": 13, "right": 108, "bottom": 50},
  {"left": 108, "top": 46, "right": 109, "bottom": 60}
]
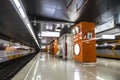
[
  {"left": 62, "top": 24, "right": 64, "bottom": 28},
  {"left": 38, "top": 36, "right": 42, "bottom": 39},
  {"left": 19, "top": 7, "right": 26, "bottom": 18},
  {"left": 11, "top": 0, "right": 40, "bottom": 48},
  {"left": 57, "top": 24, "right": 60, "bottom": 27},
  {"left": 13, "top": 0, "right": 20, "bottom": 8}
]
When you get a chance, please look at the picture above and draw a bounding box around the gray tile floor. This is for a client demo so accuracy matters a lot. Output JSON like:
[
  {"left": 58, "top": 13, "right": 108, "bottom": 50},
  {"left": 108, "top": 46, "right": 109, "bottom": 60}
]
[{"left": 13, "top": 52, "right": 120, "bottom": 80}]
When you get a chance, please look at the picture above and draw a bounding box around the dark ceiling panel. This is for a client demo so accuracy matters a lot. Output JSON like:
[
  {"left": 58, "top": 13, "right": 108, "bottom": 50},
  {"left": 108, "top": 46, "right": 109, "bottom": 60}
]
[
  {"left": 94, "top": 0, "right": 120, "bottom": 24},
  {"left": 22, "top": 0, "right": 120, "bottom": 45},
  {"left": 0, "top": 0, "right": 38, "bottom": 48},
  {"left": 22, "top": 0, "right": 69, "bottom": 22},
  {"left": 75, "top": 0, "right": 97, "bottom": 22},
  {"left": 56, "top": 0, "right": 66, "bottom": 10},
  {"left": 22, "top": 0, "right": 36, "bottom": 15},
  {"left": 36, "top": 7, "right": 56, "bottom": 18},
  {"left": 23, "top": 0, "right": 120, "bottom": 23},
  {"left": 94, "top": 0, "right": 120, "bottom": 19},
  {"left": 38, "top": 0, "right": 58, "bottom": 9},
  {"left": 54, "top": 10, "right": 69, "bottom": 21},
  {"left": 31, "top": 23, "right": 41, "bottom": 36}
]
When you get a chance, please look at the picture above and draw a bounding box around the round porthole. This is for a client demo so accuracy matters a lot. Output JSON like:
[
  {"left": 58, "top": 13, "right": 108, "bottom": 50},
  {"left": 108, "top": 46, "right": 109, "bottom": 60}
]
[{"left": 74, "top": 44, "right": 80, "bottom": 55}]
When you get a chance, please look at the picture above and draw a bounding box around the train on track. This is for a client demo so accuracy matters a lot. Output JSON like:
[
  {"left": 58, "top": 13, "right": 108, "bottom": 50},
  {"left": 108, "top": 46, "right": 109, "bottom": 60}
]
[{"left": 0, "top": 39, "right": 35, "bottom": 63}]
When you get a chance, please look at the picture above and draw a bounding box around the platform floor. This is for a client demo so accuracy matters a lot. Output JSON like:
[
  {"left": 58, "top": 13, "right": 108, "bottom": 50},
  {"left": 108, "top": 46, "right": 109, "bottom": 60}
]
[{"left": 12, "top": 52, "right": 120, "bottom": 80}]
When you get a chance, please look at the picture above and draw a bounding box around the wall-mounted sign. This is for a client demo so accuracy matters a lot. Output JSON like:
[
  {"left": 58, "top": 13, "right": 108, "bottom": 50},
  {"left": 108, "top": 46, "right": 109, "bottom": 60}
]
[
  {"left": 95, "top": 20, "right": 115, "bottom": 33},
  {"left": 102, "top": 35, "right": 115, "bottom": 39}
]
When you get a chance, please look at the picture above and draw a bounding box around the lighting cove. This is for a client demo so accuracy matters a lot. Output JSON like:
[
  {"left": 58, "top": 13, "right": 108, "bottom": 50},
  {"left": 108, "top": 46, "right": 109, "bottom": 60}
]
[{"left": 10, "top": 0, "right": 40, "bottom": 48}]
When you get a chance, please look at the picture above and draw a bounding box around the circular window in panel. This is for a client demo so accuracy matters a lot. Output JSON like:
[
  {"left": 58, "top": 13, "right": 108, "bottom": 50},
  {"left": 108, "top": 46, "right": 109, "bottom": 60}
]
[
  {"left": 75, "top": 26, "right": 80, "bottom": 33},
  {"left": 74, "top": 44, "right": 80, "bottom": 55}
]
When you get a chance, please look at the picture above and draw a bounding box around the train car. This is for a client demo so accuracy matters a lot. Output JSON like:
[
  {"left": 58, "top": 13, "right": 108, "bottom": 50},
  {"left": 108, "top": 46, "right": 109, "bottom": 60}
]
[
  {"left": 97, "top": 40, "right": 120, "bottom": 59},
  {"left": 0, "top": 39, "right": 35, "bottom": 63}
]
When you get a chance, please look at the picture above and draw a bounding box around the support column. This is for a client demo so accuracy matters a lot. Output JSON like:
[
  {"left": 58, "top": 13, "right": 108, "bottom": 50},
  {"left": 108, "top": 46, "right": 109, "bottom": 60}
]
[{"left": 73, "top": 22, "right": 96, "bottom": 63}]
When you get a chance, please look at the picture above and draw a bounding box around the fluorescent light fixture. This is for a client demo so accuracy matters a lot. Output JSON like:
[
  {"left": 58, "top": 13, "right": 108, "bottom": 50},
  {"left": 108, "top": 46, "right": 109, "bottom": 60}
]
[
  {"left": 41, "top": 46, "right": 46, "bottom": 48},
  {"left": 46, "top": 25, "right": 49, "bottom": 29},
  {"left": 27, "top": 23, "right": 30, "bottom": 27},
  {"left": 50, "top": 26, "right": 53, "bottom": 30},
  {"left": 27, "top": 23, "right": 35, "bottom": 37},
  {"left": 104, "top": 43, "right": 108, "bottom": 46},
  {"left": 72, "top": 29, "right": 75, "bottom": 34},
  {"left": 57, "top": 24, "right": 60, "bottom": 27},
  {"left": 38, "top": 33, "right": 41, "bottom": 36},
  {"left": 33, "top": 20, "right": 37, "bottom": 26},
  {"left": 114, "top": 33, "right": 120, "bottom": 36},
  {"left": 41, "top": 31, "right": 60, "bottom": 37},
  {"left": 38, "top": 36, "right": 42, "bottom": 39},
  {"left": 75, "top": 27, "right": 79, "bottom": 33},
  {"left": 56, "top": 29, "right": 61, "bottom": 32},
  {"left": 62, "top": 24, "right": 64, "bottom": 28},
  {"left": 19, "top": 7, "right": 26, "bottom": 18},
  {"left": 67, "top": 25, "right": 70, "bottom": 28},
  {"left": 41, "top": 40, "right": 46, "bottom": 43},
  {"left": 46, "top": 25, "right": 53, "bottom": 30},
  {"left": 102, "top": 35, "right": 115, "bottom": 39},
  {"left": 13, "top": 0, "right": 26, "bottom": 18},
  {"left": 27, "top": 23, "right": 40, "bottom": 47},
  {"left": 13, "top": 0, "right": 20, "bottom": 8}
]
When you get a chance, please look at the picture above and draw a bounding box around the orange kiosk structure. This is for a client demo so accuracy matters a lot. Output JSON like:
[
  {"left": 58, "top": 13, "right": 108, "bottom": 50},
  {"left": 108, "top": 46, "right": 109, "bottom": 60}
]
[
  {"left": 53, "top": 39, "right": 58, "bottom": 55},
  {"left": 48, "top": 39, "right": 58, "bottom": 55},
  {"left": 73, "top": 22, "right": 96, "bottom": 63}
]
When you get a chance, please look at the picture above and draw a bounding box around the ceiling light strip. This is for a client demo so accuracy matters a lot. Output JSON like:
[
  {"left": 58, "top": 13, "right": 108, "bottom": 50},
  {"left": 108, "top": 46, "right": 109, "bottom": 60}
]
[{"left": 10, "top": 0, "right": 40, "bottom": 48}]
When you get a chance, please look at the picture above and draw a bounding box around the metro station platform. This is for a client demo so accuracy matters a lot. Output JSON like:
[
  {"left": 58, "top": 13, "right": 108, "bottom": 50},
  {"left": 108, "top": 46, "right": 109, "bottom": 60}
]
[{"left": 12, "top": 52, "right": 120, "bottom": 80}]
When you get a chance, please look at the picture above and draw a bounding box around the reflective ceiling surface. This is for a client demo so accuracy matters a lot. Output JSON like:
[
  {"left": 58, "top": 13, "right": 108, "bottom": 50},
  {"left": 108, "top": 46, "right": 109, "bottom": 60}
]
[
  {"left": 1, "top": 0, "right": 120, "bottom": 49},
  {"left": 0, "top": 0, "right": 39, "bottom": 49}
]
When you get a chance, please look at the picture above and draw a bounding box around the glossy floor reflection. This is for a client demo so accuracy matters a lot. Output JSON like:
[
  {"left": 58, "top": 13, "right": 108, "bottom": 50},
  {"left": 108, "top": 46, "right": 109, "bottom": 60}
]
[{"left": 14, "top": 52, "right": 120, "bottom": 80}]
